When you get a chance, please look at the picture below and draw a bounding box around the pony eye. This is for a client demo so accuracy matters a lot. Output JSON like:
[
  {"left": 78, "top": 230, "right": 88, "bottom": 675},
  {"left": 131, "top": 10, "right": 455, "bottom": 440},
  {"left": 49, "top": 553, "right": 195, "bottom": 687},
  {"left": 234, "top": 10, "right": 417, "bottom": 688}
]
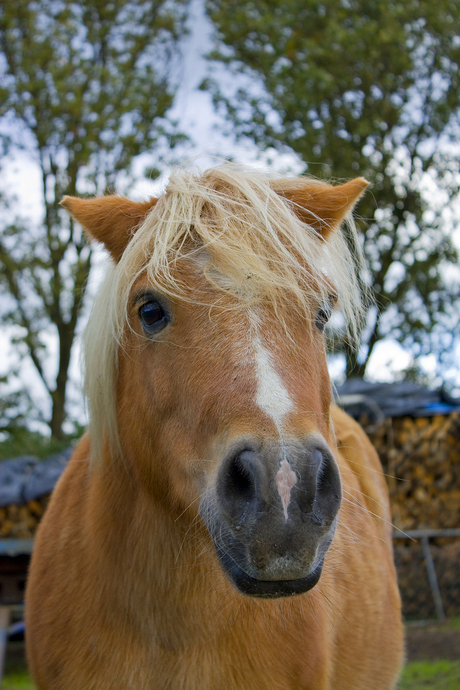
[
  {"left": 315, "top": 306, "right": 331, "bottom": 331},
  {"left": 138, "top": 299, "right": 168, "bottom": 333}
]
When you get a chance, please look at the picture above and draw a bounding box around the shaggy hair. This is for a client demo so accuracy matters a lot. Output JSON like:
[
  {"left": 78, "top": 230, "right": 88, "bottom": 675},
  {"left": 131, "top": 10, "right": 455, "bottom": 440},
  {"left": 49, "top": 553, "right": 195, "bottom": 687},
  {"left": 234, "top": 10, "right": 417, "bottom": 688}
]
[{"left": 83, "top": 164, "right": 366, "bottom": 462}]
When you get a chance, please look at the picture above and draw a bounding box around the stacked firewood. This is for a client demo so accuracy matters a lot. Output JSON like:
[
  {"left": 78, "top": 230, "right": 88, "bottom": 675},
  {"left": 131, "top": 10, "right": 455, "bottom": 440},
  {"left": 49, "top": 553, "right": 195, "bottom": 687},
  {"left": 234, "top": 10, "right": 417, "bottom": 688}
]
[
  {"left": 0, "top": 495, "right": 50, "bottom": 539},
  {"left": 0, "top": 449, "right": 69, "bottom": 539},
  {"left": 362, "top": 412, "right": 460, "bottom": 619},
  {"left": 363, "top": 412, "right": 460, "bottom": 531}
]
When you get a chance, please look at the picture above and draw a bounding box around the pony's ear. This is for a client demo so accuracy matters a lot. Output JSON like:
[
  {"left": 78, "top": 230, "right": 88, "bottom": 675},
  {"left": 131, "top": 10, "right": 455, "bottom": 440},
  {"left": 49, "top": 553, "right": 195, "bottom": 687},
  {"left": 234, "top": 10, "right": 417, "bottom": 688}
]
[
  {"left": 276, "top": 177, "right": 369, "bottom": 239},
  {"left": 60, "top": 195, "right": 158, "bottom": 261}
]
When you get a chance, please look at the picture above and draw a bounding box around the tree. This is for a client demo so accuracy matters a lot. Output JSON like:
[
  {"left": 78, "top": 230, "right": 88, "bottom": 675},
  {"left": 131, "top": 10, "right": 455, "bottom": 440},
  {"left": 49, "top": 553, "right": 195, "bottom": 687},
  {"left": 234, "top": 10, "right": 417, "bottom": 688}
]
[
  {"left": 0, "top": 0, "right": 188, "bottom": 439},
  {"left": 204, "top": 0, "right": 460, "bottom": 380}
]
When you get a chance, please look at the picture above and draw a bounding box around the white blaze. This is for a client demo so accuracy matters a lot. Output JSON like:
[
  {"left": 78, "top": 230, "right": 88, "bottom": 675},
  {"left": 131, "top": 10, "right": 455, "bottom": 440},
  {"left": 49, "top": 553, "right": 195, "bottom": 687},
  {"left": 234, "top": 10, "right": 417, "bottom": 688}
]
[
  {"left": 250, "top": 314, "right": 297, "bottom": 520},
  {"left": 253, "top": 332, "right": 294, "bottom": 428}
]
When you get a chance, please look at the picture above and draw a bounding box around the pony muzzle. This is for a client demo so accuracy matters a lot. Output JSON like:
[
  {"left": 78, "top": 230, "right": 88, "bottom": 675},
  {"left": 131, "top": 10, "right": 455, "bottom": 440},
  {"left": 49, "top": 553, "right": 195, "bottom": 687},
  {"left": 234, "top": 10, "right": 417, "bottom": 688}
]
[{"left": 201, "top": 437, "right": 342, "bottom": 598}]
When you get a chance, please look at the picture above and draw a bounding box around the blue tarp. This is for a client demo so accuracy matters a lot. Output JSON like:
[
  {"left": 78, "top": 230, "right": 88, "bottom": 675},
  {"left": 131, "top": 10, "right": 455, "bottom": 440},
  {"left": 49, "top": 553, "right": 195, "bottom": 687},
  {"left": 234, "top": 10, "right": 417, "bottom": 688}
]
[
  {"left": 335, "top": 379, "right": 460, "bottom": 421},
  {"left": 0, "top": 449, "right": 72, "bottom": 507}
]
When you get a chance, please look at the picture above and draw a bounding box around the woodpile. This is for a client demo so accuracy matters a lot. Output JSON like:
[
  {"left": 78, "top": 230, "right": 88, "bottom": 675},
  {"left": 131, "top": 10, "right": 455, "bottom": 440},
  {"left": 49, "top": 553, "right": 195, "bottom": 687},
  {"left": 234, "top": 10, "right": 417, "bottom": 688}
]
[
  {"left": 0, "top": 449, "right": 69, "bottom": 539},
  {"left": 361, "top": 411, "right": 460, "bottom": 620},
  {"left": 0, "top": 495, "right": 49, "bottom": 539},
  {"left": 362, "top": 412, "right": 460, "bottom": 531}
]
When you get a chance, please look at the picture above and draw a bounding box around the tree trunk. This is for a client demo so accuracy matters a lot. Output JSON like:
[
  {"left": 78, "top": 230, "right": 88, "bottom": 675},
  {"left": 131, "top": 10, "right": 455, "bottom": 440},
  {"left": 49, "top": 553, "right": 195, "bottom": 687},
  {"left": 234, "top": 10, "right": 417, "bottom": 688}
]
[
  {"left": 345, "top": 354, "right": 368, "bottom": 380},
  {"left": 49, "top": 391, "right": 66, "bottom": 440},
  {"left": 48, "top": 321, "right": 73, "bottom": 439}
]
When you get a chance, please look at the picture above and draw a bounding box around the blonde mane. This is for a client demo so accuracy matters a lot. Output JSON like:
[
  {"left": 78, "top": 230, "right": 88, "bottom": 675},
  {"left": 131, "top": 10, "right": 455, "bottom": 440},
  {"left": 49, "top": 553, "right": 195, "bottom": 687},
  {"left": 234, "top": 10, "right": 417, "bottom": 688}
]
[{"left": 83, "top": 164, "right": 366, "bottom": 462}]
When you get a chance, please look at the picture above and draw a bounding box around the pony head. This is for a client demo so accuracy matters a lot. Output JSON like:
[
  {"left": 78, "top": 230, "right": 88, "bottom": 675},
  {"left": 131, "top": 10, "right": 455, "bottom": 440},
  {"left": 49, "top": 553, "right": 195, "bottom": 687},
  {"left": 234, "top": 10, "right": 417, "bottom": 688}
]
[{"left": 62, "top": 165, "right": 368, "bottom": 598}]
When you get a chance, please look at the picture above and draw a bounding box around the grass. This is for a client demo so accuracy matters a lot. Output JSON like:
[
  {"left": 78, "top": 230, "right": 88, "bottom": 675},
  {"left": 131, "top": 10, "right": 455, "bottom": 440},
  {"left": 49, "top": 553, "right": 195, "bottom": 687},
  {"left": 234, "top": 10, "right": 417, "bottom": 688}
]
[
  {"left": 1, "top": 669, "right": 35, "bottom": 689},
  {"left": 398, "top": 661, "right": 460, "bottom": 689}
]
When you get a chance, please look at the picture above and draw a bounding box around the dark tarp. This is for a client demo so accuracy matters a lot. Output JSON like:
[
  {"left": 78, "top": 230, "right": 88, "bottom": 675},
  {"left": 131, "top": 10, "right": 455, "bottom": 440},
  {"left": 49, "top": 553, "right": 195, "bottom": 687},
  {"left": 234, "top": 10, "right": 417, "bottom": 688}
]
[
  {"left": 0, "top": 448, "right": 72, "bottom": 507},
  {"left": 334, "top": 379, "right": 460, "bottom": 422}
]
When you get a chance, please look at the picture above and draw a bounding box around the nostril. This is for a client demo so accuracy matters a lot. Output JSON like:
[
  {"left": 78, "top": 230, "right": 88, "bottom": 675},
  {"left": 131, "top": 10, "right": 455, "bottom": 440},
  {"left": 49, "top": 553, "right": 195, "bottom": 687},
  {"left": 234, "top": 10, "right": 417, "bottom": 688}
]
[
  {"left": 216, "top": 448, "right": 261, "bottom": 528},
  {"left": 314, "top": 449, "right": 342, "bottom": 512},
  {"left": 226, "top": 453, "right": 256, "bottom": 502},
  {"left": 316, "top": 454, "right": 333, "bottom": 490},
  {"left": 316, "top": 453, "right": 328, "bottom": 489}
]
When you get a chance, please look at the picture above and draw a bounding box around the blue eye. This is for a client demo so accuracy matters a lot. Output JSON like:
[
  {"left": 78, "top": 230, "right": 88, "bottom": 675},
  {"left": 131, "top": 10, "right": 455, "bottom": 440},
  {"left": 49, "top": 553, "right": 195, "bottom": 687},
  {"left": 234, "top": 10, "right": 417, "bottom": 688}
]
[{"left": 138, "top": 299, "right": 169, "bottom": 333}]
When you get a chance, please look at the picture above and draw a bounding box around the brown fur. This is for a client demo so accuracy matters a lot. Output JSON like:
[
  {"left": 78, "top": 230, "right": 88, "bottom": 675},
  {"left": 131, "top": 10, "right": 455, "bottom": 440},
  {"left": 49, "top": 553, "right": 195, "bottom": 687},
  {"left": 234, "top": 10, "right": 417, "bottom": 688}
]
[
  {"left": 26, "top": 407, "right": 403, "bottom": 690},
  {"left": 60, "top": 195, "right": 158, "bottom": 261},
  {"left": 273, "top": 177, "right": 368, "bottom": 238},
  {"left": 26, "top": 169, "right": 403, "bottom": 689}
]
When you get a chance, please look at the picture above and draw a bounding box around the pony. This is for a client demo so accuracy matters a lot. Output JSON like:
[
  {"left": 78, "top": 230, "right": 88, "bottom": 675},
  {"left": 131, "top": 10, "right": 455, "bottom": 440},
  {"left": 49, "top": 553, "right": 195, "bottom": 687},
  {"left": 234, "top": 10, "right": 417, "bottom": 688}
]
[{"left": 25, "top": 164, "right": 404, "bottom": 689}]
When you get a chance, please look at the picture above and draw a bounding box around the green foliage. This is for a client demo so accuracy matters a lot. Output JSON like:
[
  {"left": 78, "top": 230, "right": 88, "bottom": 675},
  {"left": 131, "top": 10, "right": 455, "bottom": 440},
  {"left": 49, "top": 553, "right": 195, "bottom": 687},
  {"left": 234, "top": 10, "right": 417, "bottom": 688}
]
[
  {"left": 0, "top": 0, "right": 188, "bottom": 438},
  {"left": 0, "top": 425, "right": 82, "bottom": 461},
  {"left": 205, "top": 0, "right": 460, "bottom": 380}
]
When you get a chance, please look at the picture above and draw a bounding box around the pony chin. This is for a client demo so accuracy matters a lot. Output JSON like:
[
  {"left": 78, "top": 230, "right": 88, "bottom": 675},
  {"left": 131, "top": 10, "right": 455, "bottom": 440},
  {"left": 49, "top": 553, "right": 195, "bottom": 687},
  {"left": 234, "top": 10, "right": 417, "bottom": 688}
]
[
  {"left": 200, "top": 491, "right": 339, "bottom": 599},
  {"left": 212, "top": 535, "right": 326, "bottom": 599},
  {"left": 217, "top": 551, "right": 325, "bottom": 599}
]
